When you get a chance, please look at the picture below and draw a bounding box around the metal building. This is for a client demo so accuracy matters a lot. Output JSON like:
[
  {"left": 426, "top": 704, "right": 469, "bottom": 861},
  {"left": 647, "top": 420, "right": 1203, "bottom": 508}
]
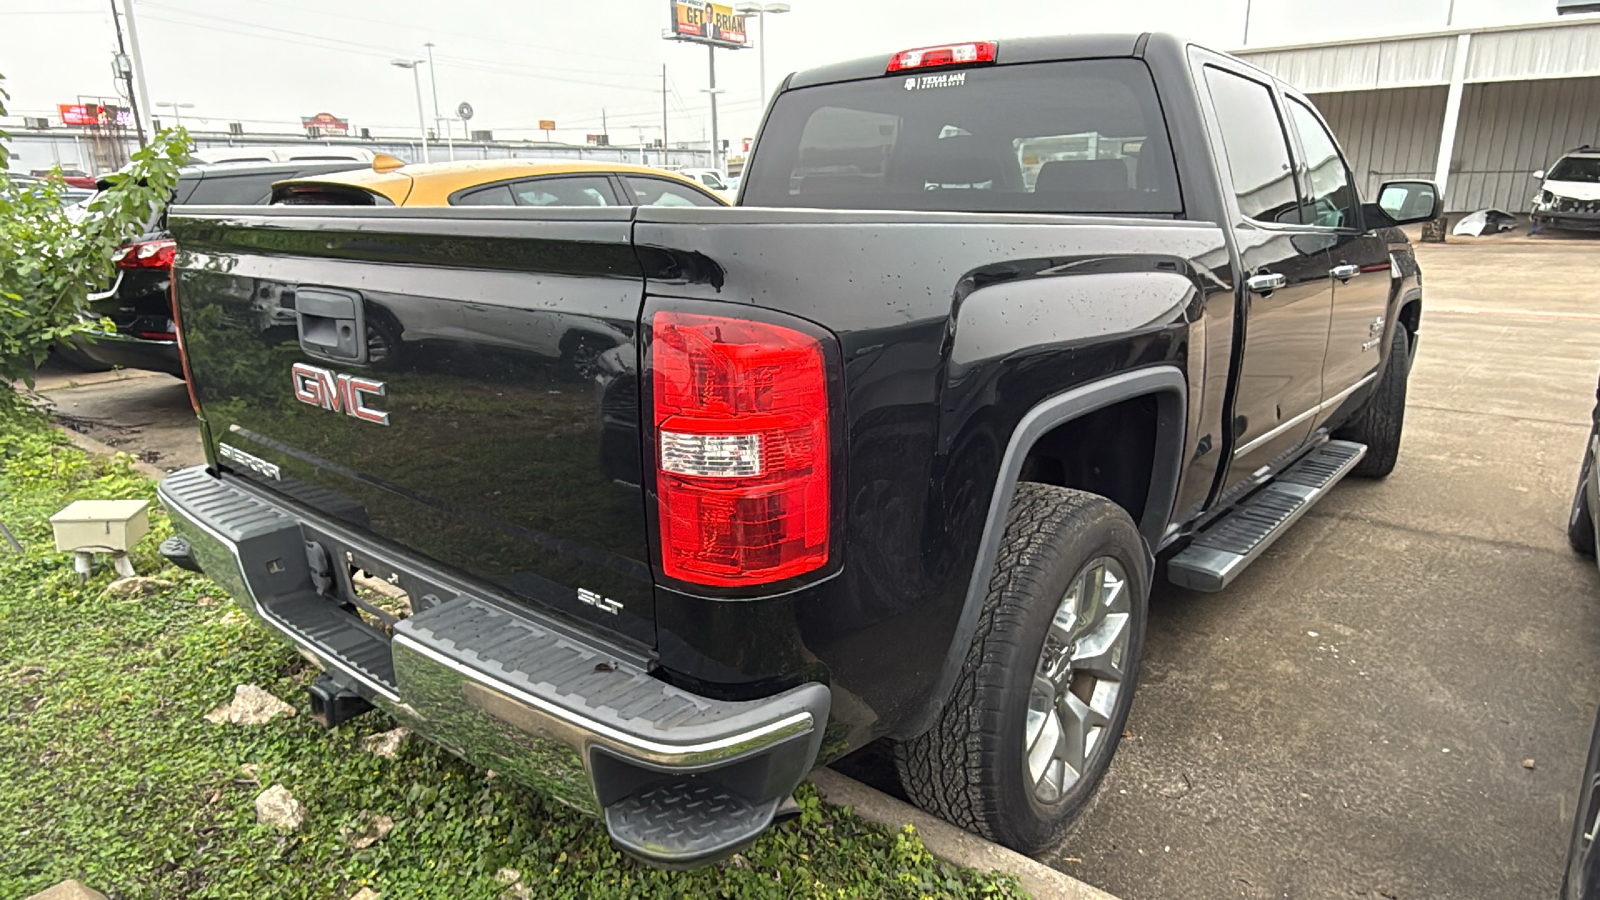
[{"left": 1237, "top": 18, "right": 1600, "bottom": 214}]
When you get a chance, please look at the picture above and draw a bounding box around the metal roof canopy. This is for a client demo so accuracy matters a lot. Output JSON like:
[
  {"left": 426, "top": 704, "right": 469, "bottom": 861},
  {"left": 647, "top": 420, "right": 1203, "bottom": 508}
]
[
  {"left": 1237, "top": 17, "right": 1600, "bottom": 206},
  {"left": 1235, "top": 18, "right": 1600, "bottom": 94}
]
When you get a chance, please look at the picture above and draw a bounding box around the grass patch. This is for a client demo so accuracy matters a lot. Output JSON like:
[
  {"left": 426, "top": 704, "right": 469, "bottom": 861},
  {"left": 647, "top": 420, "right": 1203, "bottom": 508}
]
[{"left": 0, "top": 400, "right": 1026, "bottom": 899}]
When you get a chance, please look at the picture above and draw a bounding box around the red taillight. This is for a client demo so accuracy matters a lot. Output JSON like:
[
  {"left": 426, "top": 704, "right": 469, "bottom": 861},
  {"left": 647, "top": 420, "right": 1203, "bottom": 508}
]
[
  {"left": 651, "top": 311, "right": 831, "bottom": 587},
  {"left": 887, "top": 41, "right": 996, "bottom": 72},
  {"left": 112, "top": 239, "right": 176, "bottom": 270}
]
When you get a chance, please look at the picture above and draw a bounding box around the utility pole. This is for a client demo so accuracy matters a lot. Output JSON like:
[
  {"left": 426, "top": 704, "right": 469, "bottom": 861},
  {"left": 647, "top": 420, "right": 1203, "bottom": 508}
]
[
  {"left": 661, "top": 64, "right": 669, "bottom": 167},
  {"left": 1446, "top": 0, "right": 1457, "bottom": 26},
  {"left": 708, "top": 46, "right": 719, "bottom": 172},
  {"left": 602, "top": 107, "right": 608, "bottom": 144},
  {"left": 1242, "top": 0, "right": 1253, "bottom": 46},
  {"left": 107, "top": 0, "right": 146, "bottom": 146},
  {"left": 424, "top": 42, "right": 454, "bottom": 161}
]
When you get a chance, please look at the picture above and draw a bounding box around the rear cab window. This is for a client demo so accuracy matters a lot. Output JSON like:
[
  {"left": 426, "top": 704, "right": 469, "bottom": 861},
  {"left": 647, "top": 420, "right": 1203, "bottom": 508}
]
[{"left": 740, "top": 58, "right": 1181, "bottom": 215}]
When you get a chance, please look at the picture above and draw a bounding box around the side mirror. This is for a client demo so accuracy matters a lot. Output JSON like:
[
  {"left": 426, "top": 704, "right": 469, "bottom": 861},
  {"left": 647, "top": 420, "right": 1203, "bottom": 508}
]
[
  {"left": 1373, "top": 179, "right": 1442, "bottom": 227},
  {"left": 1532, "top": 169, "right": 1546, "bottom": 181}
]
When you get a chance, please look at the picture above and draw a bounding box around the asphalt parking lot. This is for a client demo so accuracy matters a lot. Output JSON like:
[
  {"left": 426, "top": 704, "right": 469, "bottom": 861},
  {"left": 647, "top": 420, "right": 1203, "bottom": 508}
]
[{"left": 25, "top": 236, "right": 1600, "bottom": 900}]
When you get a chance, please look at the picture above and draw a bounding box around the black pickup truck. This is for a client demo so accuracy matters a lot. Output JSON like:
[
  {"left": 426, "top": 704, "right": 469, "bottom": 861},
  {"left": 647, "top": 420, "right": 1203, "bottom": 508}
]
[{"left": 156, "top": 33, "right": 1439, "bottom": 867}]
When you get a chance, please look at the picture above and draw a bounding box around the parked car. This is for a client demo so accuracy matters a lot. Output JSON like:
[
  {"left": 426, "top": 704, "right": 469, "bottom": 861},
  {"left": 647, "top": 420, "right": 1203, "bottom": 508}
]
[
  {"left": 7, "top": 173, "right": 95, "bottom": 206},
  {"left": 55, "top": 160, "right": 372, "bottom": 375},
  {"left": 188, "top": 146, "right": 375, "bottom": 165},
  {"left": 675, "top": 166, "right": 737, "bottom": 200},
  {"left": 1564, "top": 374, "right": 1600, "bottom": 900},
  {"left": 270, "top": 158, "right": 728, "bottom": 207},
  {"left": 30, "top": 166, "right": 97, "bottom": 190},
  {"left": 157, "top": 33, "right": 1438, "bottom": 868},
  {"left": 1532, "top": 146, "right": 1600, "bottom": 233}
]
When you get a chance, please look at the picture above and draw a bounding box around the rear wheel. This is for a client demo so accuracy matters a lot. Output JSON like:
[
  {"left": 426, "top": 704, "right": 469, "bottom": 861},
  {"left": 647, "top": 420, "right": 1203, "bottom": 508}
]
[
  {"left": 1336, "top": 326, "right": 1410, "bottom": 479},
  {"left": 894, "top": 483, "right": 1146, "bottom": 853}
]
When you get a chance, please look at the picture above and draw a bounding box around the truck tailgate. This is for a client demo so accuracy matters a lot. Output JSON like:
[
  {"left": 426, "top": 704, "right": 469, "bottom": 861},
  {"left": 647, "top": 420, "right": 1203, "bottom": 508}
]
[{"left": 169, "top": 208, "right": 656, "bottom": 648}]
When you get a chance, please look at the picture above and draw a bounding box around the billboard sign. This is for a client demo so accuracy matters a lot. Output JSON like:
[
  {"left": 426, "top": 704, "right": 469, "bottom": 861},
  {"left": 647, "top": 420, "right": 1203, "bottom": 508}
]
[
  {"left": 668, "top": 0, "right": 749, "bottom": 48},
  {"left": 300, "top": 112, "right": 349, "bottom": 135},
  {"left": 58, "top": 103, "right": 133, "bottom": 127}
]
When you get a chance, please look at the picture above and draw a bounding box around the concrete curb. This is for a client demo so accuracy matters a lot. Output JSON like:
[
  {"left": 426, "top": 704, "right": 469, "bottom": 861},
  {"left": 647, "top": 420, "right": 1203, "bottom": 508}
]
[
  {"left": 56, "top": 424, "right": 169, "bottom": 482},
  {"left": 810, "top": 768, "right": 1118, "bottom": 900}
]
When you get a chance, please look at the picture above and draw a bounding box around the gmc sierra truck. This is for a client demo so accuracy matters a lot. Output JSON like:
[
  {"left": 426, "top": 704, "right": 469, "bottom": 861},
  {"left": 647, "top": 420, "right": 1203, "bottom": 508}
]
[{"left": 155, "top": 33, "right": 1439, "bottom": 867}]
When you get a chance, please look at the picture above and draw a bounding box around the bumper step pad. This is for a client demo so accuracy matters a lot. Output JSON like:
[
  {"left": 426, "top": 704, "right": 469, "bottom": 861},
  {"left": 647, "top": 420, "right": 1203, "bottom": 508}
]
[
  {"left": 1168, "top": 440, "right": 1366, "bottom": 592},
  {"left": 604, "top": 779, "right": 780, "bottom": 869}
]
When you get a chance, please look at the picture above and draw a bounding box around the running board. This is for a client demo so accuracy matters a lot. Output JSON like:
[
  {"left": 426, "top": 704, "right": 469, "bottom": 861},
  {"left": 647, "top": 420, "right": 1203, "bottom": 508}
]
[{"left": 1168, "top": 440, "right": 1367, "bottom": 592}]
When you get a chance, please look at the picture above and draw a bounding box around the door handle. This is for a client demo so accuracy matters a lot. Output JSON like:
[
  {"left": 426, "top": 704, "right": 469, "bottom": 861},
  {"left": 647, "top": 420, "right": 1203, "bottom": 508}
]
[
  {"left": 1330, "top": 264, "right": 1360, "bottom": 280},
  {"left": 1246, "top": 272, "right": 1287, "bottom": 294}
]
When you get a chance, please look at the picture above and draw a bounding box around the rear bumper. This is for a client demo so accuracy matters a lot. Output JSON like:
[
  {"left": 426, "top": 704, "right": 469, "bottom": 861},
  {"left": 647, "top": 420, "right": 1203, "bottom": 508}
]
[
  {"left": 157, "top": 465, "right": 829, "bottom": 868},
  {"left": 62, "top": 330, "right": 183, "bottom": 376}
]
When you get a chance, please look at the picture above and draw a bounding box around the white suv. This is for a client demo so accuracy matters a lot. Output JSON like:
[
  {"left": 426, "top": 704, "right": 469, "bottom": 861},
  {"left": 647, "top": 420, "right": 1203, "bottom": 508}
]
[{"left": 1532, "top": 147, "right": 1600, "bottom": 233}]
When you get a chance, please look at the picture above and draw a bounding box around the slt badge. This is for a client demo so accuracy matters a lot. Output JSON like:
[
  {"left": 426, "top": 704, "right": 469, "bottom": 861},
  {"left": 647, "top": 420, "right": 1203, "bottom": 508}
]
[{"left": 292, "top": 362, "right": 390, "bottom": 425}]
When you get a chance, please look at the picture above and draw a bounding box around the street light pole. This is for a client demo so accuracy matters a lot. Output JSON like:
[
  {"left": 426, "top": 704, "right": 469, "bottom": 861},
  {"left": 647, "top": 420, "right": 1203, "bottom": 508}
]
[
  {"left": 119, "top": 0, "right": 154, "bottom": 143},
  {"left": 735, "top": 3, "right": 791, "bottom": 109},
  {"left": 391, "top": 59, "right": 431, "bottom": 163},
  {"left": 707, "top": 46, "right": 720, "bottom": 171},
  {"left": 424, "top": 42, "right": 454, "bottom": 161}
]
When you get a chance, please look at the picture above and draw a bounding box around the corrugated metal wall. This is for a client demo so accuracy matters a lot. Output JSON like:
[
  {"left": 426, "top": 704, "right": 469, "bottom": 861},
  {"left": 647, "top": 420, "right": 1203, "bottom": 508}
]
[
  {"left": 1309, "top": 87, "right": 1447, "bottom": 201},
  {"left": 1310, "top": 77, "right": 1600, "bottom": 213},
  {"left": 1445, "top": 77, "right": 1600, "bottom": 212}
]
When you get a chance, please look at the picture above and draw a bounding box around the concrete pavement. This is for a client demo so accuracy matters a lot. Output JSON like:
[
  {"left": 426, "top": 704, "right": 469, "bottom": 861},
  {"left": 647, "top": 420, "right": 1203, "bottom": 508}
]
[{"left": 1052, "top": 241, "right": 1600, "bottom": 899}]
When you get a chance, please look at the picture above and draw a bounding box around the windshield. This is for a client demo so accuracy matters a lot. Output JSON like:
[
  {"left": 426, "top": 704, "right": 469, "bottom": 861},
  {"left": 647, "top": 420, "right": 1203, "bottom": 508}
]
[
  {"left": 1548, "top": 156, "right": 1600, "bottom": 184},
  {"left": 741, "top": 58, "right": 1181, "bottom": 215}
]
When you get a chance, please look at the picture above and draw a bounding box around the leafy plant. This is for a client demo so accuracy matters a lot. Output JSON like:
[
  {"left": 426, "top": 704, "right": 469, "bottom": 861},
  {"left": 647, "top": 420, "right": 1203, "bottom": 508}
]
[{"left": 0, "top": 73, "right": 190, "bottom": 388}]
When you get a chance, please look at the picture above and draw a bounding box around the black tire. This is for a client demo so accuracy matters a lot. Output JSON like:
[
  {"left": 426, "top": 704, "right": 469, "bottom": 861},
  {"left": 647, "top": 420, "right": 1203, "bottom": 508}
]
[
  {"left": 893, "top": 483, "right": 1147, "bottom": 853},
  {"left": 1561, "top": 704, "right": 1600, "bottom": 900},
  {"left": 1571, "top": 429, "right": 1598, "bottom": 558},
  {"left": 1336, "top": 326, "right": 1410, "bottom": 479}
]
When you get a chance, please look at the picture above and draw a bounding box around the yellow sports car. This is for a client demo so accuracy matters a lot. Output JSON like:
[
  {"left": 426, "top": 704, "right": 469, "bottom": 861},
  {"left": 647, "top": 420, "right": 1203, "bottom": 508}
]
[{"left": 271, "top": 156, "right": 728, "bottom": 208}]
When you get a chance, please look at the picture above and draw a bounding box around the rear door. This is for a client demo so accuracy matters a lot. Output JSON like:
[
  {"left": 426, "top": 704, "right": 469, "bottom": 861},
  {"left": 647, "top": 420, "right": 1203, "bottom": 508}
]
[
  {"left": 171, "top": 208, "right": 656, "bottom": 647},
  {"left": 1281, "top": 93, "right": 1394, "bottom": 425},
  {"left": 1196, "top": 60, "right": 1335, "bottom": 497}
]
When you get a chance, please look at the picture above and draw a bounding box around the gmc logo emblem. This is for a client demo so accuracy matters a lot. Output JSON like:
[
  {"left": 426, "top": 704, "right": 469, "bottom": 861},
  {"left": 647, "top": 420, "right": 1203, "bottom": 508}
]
[{"left": 291, "top": 362, "right": 390, "bottom": 426}]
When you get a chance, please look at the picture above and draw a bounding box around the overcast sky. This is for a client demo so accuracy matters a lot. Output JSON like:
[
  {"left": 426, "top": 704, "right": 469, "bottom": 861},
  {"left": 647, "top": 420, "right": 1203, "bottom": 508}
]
[{"left": 0, "top": 0, "right": 1564, "bottom": 150}]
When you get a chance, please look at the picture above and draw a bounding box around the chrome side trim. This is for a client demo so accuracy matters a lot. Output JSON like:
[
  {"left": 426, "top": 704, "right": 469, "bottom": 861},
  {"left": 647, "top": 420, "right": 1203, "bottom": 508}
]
[
  {"left": 1233, "top": 374, "right": 1377, "bottom": 459},
  {"left": 391, "top": 633, "right": 816, "bottom": 769}
]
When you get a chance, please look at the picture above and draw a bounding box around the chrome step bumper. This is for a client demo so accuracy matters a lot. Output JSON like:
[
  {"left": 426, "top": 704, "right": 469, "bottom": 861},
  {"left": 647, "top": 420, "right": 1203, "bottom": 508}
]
[
  {"left": 1168, "top": 440, "right": 1367, "bottom": 592},
  {"left": 157, "top": 465, "right": 829, "bottom": 868}
]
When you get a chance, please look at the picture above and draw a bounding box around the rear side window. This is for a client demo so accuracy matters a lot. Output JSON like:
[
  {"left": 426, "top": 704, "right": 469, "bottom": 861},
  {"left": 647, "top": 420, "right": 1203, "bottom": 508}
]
[
  {"left": 184, "top": 172, "right": 288, "bottom": 205},
  {"left": 511, "top": 176, "right": 618, "bottom": 207},
  {"left": 740, "top": 59, "right": 1181, "bottom": 214},
  {"left": 1202, "top": 67, "right": 1299, "bottom": 224},
  {"left": 622, "top": 176, "right": 723, "bottom": 207},
  {"left": 454, "top": 184, "right": 516, "bottom": 206}
]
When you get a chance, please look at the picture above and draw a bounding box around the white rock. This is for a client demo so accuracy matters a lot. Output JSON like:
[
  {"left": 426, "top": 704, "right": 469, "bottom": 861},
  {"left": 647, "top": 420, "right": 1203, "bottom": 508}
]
[
  {"left": 255, "top": 784, "right": 306, "bottom": 831},
  {"left": 348, "top": 889, "right": 380, "bottom": 900},
  {"left": 205, "top": 685, "right": 296, "bottom": 725},
  {"left": 361, "top": 727, "right": 410, "bottom": 759}
]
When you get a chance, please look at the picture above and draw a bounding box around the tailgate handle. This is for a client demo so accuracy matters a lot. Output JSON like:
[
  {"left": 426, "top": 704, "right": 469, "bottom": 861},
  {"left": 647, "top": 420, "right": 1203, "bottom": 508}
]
[{"left": 295, "top": 287, "right": 366, "bottom": 364}]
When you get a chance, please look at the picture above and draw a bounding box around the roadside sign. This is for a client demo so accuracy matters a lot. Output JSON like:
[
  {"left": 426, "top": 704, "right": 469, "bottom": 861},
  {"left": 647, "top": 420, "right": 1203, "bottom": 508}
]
[
  {"left": 299, "top": 112, "right": 349, "bottom": 135},
  {"left": 538, "top": 119, "right": 556, "bottom": 131},
  {"left": 666, "top": 0, "right": 749, "bottom": 48},
  {"left": 58, "top": 103, "right": 133, "bottom": 127}
]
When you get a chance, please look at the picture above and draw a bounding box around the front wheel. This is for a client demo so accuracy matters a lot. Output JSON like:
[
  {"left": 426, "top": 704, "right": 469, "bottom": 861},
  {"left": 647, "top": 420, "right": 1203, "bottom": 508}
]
[
  {"left": 894, "top": 483, "right": 1147, "bottom": 853},
  {"left": 1336, "top": 326, "right": 1411, "bottom": 479},
  {"left": 1570, "top": 427, "right": 1598, "bottom": 558}
]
